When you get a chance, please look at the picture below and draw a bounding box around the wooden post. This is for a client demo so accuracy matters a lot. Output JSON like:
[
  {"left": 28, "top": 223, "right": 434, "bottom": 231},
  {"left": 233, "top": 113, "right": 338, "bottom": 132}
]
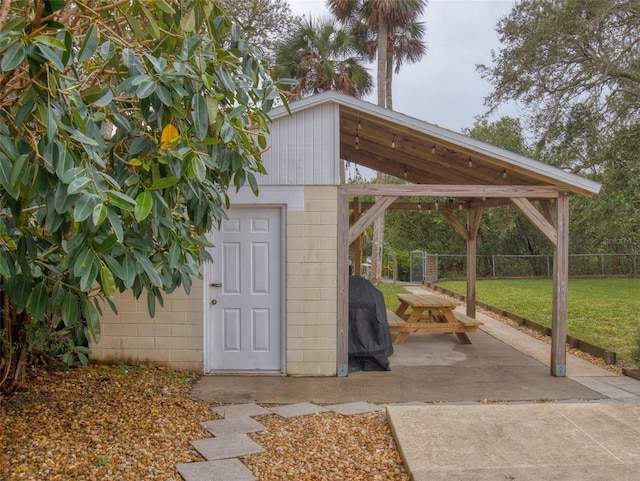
[
  {"left": 466, "top": 208, "right": 482, "bottom": 318},
  {"left": 353, "top": 197, "right": 362, "bottom": 276},
  {"left": 336, "top": 190, "right": 349, "bottom": 377},
  {"left": 551, "top": 193, "right": 569, "bottom": 377}
]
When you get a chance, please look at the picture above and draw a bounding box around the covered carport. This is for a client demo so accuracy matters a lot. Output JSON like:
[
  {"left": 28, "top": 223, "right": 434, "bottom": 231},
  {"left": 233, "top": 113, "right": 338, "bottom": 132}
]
[{"left": 318, "top": 92, "right": 602, "bottom": 378}]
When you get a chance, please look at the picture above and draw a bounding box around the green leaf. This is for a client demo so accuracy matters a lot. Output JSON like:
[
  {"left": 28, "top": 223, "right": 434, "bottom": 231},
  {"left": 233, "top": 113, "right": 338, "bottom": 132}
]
[
  {"left": 1, "top": 43, "right": 26, "bottom": 72},
  {"left": 34, "top": 35, "right": 66, "bottom": 51},
  {"left": 51, "top": 280, "right": 65, "bottom": 306},
  {"left": 136, "top": 77, "right": 156, "bottom": 98},
  {"left": 149, "top": 176, "right": 179, "bottom": 190},
  {"left": 155, "top": 0, "right": 176, "bottom": 14},
  {"left": 134, "top": 251, "right": 163, "bottom": 287},
  {"left": 191, "top": 94, "right": 209, "bottom": 140},
  {"left": 55, "top": 150, "right": 73, "bottom": 179},
  {"left": 121, "top": 255, "right": 136, "bottom": 288},
  {"left": 15, "top": 98, "right": 35, "bottom": 126},
  {"left": 28, "top": 282, "right": 49, "bottom": 321},
  {"left": 73, "top": 195, "right": 98, "bottom": 222},
  {"left": 156, "top": 85, "right": 172, "bottom": 106},
  {"left": 80, "top": 259, "right": 99, "bottom": 292},
  {"left": 92, "top": 203, "right": 107, "bottom": 226},
  {"left": 68, "top": 176, "right": 91, "bottom": 195},
  {"left": 99, "top": 41, "right": 115, "bottom": 60},
  {"left": 9, "top": 154, "right": 28, "bottom": 189},
  {"left": 47, "top": 105, "right": 58, "bottom": 143},
  {"left": 106, "top": 208, "right": 124, "bottom": 243},
  {"left": 106, "top": 190, "right": 136, "bottom": 211},
  {"left": 100, "top": 265, "right": 116, "bottom": 298},
  {"left": 36, "top": 44, "right": 65, "bottom": 71},
  {"left": 82, "top": 298, "right": 101, "bottom": 343},
  {"left": 0, "top": 153, "right": 18, "bottom": 199},
  {"left": 191, "top": 155, "right": 206, "bottom": 182},
  {"left": 73, "top": 248, "right": 95, "bottom": 278},
  {"left": 62, "top": 291, "right": 79, "bottom": 327},
  {"left": 168, "top": 243, "right": 181, "bottom": 269},
  {"left": 134, "top": 191, "right": 153, "bottom": 221},
  {"left": 78, "top": 23, "right": 99, "bottom": 62},
  {"left": 206, "top": 97, "right": 218, "bottom": 126}
]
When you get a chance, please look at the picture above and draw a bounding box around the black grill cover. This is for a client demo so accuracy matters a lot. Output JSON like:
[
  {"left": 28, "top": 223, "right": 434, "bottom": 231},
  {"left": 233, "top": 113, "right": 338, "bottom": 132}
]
[{"left": 348, "top": 276, "right": 394, "bottom": 371}]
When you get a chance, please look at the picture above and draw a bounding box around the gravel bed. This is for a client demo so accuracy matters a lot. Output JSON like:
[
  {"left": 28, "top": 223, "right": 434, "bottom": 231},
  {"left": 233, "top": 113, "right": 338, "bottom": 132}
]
[
  {"left": 244, "top": 411, "right": 408, "bottom": 480},
  {"left": 0, "top": 365, "right": 408, "bottom": 481}
]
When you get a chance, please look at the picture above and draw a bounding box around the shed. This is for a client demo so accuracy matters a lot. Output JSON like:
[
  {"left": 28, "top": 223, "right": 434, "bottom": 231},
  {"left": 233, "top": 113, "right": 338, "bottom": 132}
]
[{"left": 91, "top": 91, "right": 601, "bottom": 377}]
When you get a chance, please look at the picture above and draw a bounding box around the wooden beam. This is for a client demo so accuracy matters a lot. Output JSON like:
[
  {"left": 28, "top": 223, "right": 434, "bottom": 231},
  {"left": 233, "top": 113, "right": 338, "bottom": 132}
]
[
  {"left": 551, "top": 193, "right": 570, "bottom": 377},
  {"left": 540, "top": 199, "right": 557, "bottom": 226},
  {"left": 336, "top": 191, "right": 349, "bottom": 377},
  {"left": 341, "top": 184, "right": 561, "bottom": 199},
  {"left": 348, "top": 196, "right": 398, "bottom": 244},
  {"left": 511, "top": 197, "right": 558, "bottom": 247},
  {"left": 440, "top": 210, "right": 470, "bottom": 241}
]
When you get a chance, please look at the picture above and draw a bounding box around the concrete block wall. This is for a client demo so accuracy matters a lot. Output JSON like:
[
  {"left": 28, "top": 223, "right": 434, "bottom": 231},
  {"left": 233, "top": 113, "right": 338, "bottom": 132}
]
[
  {"left": 286, "top": 185, "right": 338, "bottom": 376},
  {"left": 90, "top": 279, "right": 204, "bottom": 372}
]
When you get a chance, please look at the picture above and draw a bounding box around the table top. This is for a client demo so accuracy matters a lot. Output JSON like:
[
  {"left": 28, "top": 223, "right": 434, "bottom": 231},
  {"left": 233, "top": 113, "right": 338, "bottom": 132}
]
[{"left": 396, "top": 293, "right": 458, "bottom": 309}]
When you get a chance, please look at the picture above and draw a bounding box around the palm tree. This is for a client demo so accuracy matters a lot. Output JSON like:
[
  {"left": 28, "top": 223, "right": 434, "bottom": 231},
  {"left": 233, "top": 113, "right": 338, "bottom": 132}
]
[
  {"left": 328, "top": 0, "right": 427, "bottom": 108},
  {"left": 328, "top": 0, "right": 427, "bottom": 284},
  {"left": 274, "top": 16, "right": 373, "bottom": 100}
]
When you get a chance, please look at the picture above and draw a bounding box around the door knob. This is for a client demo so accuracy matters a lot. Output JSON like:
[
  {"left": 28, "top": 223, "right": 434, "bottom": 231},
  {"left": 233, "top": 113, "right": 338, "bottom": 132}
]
[
  {"left": 211, "top": 299, "right": 217, "bottom": 305},
  {"left": 210, "top": 283, "right": 222, "bottom": 287}
]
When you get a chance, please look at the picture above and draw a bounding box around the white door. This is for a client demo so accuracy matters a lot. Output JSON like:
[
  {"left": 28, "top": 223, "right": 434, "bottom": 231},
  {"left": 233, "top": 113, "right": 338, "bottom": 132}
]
[{"left": 206, "top": 207, "right": 283, "bottom": 372}]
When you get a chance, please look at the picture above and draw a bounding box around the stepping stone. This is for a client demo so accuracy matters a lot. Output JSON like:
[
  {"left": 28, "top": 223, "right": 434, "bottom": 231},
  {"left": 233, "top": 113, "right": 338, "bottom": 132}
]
[
  {"left": 190, "top": 433, "right": 265, "bottom": 460},
  {"left": 324, "top": 401, "right": 385, "bottom": 415},
  {"left": 176, "top": 458, "right": 257, "bottom": 481},
  {"left": 201, "top": 417, "right": 267, "bottom": 437},
  {"left": 212, "top": 403, "right": 272, "bottom": 419},
  {"left": 268, "top": 402, "right": 328, "bottom": 418}
]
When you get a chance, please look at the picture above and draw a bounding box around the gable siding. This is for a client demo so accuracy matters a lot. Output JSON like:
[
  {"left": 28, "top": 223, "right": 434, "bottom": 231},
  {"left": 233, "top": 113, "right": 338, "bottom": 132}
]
[{"left": 259, "top": 102, "right": 340, "bottom": 186}]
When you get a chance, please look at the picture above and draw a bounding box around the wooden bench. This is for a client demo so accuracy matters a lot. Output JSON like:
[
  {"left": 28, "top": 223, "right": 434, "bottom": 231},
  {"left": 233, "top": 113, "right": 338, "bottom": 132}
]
[
  {"left": 452, "top": 311, "right": 484, "bottom": 330},
  {"left": 387, "top": 309, "right": 483, "bottom": 339}
]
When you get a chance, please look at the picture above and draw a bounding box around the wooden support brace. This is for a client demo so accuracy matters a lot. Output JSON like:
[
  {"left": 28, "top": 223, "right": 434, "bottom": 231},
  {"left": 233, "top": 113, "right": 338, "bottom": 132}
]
[
  {"left": 511, "top": 197, "right": 558, "bottom": 246},
  {"left": 348, "top": 196, "right": 397, "bottom": 244}
]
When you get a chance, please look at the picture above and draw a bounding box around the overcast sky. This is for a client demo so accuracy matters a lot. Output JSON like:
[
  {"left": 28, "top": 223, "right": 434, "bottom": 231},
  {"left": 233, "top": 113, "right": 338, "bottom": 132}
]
[{"left": 287, "top": 0, "right": 518, "bottom": 133}]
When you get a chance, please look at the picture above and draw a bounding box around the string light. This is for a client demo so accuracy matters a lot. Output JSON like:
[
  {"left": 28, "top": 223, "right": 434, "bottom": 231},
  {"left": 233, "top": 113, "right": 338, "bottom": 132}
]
[
  {"left": 431, "top": 144, "right": 436, "bottom": 154},
  {"left": 468, "top": 158, "right": 473, "bottom": 167},
  {"left": 458, "top": 202, "right": 463, "bottom": 210},
  {"left": 418, "top": 200, "right": 422, "bottom": 210},
  {"left": 355, "top": 133, "right": 359, "bottom": 150},
  {"left": 502, "top": 169, "right": 507, "bottom": 178},
  {"left": 434, "top": 198, "right": 439, "bottom": 210},
  {"left": 357, "top": 118, "right": 362, "bottom": 130},
  {"left": 403, "top": 166, "right": 408, "bottom": 178},
  {"left": 391, "top": 134, "right": 396, "bottom": 149}
]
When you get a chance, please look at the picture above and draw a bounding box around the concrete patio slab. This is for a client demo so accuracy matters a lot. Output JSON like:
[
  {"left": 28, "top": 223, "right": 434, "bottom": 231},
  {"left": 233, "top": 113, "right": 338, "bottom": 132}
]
[
  {"left": 190, "top": 433, "right": 265, "bottom": 460},
  {"left": 387, "top": 403, "right": 640, "bottom": 481},
  {"left": 212, "top": 403, "right": 272, "bottom": 419},
  {"left": 200, "top": 417, "right": 267, "bottom": 437},
  {"left": 191, "top": 329, "right": 605, "bottom": 405},
  {"left": 176, "top": 459, "right": 257, "bottom": 481},
  {"left": 323, "top": 401, "right": 385, "bottom": 415},
  {"left": 268, "top": 402, "right": 328, "bottom": 418}
]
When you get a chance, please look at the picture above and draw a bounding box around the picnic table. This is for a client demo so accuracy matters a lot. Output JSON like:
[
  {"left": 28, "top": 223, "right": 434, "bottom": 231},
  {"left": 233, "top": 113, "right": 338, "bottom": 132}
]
[{"left": 387, "top": 292, "right": 483, "bottom": 345}]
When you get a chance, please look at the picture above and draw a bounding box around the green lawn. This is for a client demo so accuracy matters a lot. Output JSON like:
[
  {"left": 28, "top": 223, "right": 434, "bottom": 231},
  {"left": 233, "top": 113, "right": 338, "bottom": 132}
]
[
  {"left": 437, "top": 278, "right": 640, "bottom": 365},
  {"left": 376, "top": 282, "right": 411, "bottom": 313}
]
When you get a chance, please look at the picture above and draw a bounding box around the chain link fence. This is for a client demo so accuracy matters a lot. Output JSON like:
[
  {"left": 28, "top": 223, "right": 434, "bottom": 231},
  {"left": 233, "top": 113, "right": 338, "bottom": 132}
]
[{"left": 408, "top": 252, "right": 640, "bottom": 281}]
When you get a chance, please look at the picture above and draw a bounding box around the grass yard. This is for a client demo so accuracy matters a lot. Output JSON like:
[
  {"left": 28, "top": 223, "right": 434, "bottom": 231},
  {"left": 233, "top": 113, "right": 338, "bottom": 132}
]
[
  {"left": 437, "top": 278, "right": 640, "bottom": 365},
  {"left": 376, "top": 282, "right": 411, "bottom": 313}
]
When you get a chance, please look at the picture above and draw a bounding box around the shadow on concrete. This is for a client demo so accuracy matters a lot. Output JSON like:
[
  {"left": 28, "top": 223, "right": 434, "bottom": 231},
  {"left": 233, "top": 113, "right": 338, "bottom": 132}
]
[{"left": 192, "top": 329, "right": 603, "bottom": 405}]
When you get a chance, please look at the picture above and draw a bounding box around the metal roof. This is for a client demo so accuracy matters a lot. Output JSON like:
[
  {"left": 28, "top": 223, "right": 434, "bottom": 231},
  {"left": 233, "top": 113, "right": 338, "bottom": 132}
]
[{"left": 270, "top": 91, "right": 601, "bottom": 197}]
